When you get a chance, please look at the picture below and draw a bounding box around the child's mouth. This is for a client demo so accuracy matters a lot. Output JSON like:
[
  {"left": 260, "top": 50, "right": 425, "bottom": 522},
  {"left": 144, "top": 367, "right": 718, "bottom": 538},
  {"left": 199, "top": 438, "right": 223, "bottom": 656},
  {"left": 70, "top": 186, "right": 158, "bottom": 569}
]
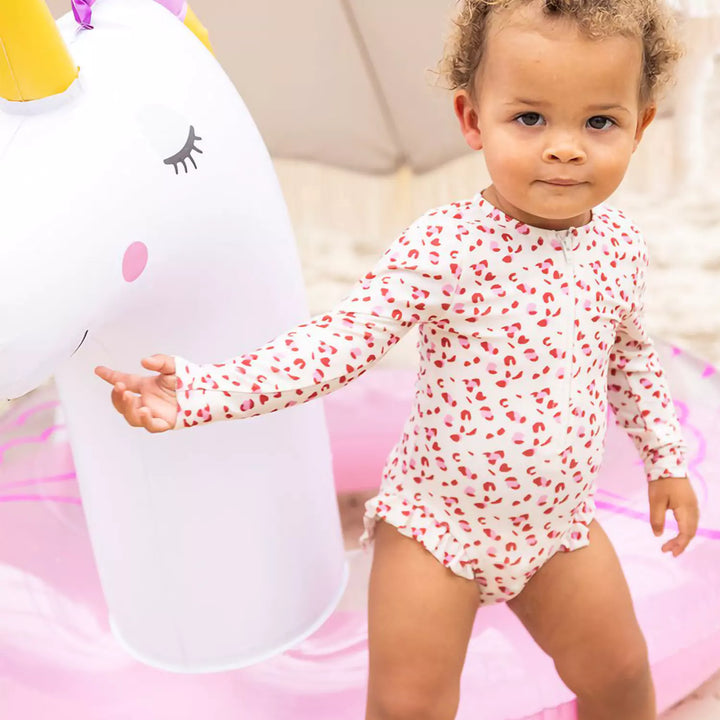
[{"left": 541, "top": 179, "right": 584, "bottom": 186}]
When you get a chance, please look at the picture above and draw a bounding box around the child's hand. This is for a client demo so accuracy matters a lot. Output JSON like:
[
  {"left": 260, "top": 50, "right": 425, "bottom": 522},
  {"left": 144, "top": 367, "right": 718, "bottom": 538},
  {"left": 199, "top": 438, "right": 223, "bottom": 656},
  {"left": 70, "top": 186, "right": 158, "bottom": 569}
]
[
  {"left": 648, "top": 476, "right": 699, "bottom": 557},
  {"left": 94, "top": 355, "right": 178, "bottom": 433}
]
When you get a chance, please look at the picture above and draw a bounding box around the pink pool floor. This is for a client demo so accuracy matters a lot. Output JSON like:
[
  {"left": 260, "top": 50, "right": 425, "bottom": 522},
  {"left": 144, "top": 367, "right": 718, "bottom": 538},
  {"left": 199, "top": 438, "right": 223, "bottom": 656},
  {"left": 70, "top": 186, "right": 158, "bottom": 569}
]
[{"left": 1, "top": 340, "right": 720, "bottom": 719}]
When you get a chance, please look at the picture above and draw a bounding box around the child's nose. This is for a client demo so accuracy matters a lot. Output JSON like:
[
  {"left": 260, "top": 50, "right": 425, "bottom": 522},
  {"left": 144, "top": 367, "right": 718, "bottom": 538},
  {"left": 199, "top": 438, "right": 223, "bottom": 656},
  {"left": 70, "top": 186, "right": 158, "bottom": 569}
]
[{"left": 542, "top": 136, "right": 587, "bottom": 164}]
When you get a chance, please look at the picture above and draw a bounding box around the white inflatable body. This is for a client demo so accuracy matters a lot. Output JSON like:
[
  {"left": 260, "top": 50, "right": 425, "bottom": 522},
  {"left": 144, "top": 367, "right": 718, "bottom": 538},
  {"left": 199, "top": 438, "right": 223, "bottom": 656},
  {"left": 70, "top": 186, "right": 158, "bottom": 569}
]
[{"left": 0, "top": 0, "right": 346, "bottom": 671}]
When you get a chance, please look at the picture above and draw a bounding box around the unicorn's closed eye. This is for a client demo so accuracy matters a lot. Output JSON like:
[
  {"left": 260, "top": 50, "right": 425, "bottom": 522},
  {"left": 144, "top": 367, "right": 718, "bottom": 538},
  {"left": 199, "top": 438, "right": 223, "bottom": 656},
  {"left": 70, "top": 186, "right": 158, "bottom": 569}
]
[{"left": 0, "top": 0, "right": 346, "bottom": 672}]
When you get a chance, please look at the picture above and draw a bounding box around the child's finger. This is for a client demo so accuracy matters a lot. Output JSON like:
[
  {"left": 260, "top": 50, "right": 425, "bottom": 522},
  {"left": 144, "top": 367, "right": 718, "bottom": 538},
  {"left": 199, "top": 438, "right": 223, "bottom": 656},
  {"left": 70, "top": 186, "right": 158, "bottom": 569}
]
[
  {"left": 122, "top": 389, "right": 147, "bottom": 427},
  {"left": 675, "top": 533, "right": 693, "bottom": 554},
  {"left": 141, "top": 354, "right": 176, "bottom": 376},
  {"left": 673, "top": 505, "right": 699, "bottom": 545},
  {"left": 648, "top": 496, "right": 668, "bottom": 536},
  {"left": 138, "top": 407, "right": 171, "bottom": 434},
  {"left": 661, "top": 533, "right": 692, "bottom": 557},
  {"left": 114, "top": 387, "right": 149, "bottom": 427},
  {"left": 97, "top": 366, "right": 143, "bottom": 394},
  {"left": 95, "top": 365, "right": 118, "bottom": 384},
  {"left": 109, "top": 381, "right": 131, "bottom": 417}
]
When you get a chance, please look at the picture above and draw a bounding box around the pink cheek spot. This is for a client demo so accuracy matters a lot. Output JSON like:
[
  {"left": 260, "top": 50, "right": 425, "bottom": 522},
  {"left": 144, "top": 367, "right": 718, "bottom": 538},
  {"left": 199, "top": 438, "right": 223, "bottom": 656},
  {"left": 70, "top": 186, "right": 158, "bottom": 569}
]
[{"left": 122, "top": 242, "right": 148, "bottom": 282}]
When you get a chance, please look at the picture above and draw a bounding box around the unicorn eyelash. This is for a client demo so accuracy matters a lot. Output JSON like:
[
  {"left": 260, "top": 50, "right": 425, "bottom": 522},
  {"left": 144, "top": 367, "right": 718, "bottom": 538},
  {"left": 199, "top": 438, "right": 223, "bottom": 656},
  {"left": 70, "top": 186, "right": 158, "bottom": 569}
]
[{"left": 164, "top": 125, "right": 203, "bottom": 174}]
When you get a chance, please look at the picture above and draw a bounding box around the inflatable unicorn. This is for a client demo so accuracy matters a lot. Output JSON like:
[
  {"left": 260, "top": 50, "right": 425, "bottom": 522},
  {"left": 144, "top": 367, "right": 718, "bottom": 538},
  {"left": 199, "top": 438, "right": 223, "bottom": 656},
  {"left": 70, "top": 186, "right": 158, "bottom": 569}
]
[{"left": 0, "top": 0, "right": 346, "bottom": 672}]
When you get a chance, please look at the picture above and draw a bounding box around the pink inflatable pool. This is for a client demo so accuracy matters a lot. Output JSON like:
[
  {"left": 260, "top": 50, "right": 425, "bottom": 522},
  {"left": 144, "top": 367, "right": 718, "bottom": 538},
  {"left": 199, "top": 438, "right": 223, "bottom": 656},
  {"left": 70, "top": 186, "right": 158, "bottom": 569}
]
[{"left": 1, "top": 339, "right": 719, "bottom": 719}]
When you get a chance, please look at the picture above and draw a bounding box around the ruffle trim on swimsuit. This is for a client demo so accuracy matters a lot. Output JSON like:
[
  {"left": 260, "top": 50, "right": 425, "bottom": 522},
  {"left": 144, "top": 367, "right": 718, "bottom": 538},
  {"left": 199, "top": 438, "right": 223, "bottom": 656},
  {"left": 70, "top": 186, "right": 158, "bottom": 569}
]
[
  {"left": 557, "top": 499, "right": 595, "bottom": 552},
  {"left": 359, "top": 492, "right": 476, "bottom": 582}
]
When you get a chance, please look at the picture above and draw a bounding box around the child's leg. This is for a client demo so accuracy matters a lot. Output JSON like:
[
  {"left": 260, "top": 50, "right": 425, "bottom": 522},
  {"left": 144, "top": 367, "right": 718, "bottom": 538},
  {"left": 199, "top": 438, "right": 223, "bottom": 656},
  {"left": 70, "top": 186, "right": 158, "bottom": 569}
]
[
  {"left": 365, "top": 520, "right": 480, "bottom": 720},
  {"left": 507, "top": 519, "right": 654, "bottom": 720}
]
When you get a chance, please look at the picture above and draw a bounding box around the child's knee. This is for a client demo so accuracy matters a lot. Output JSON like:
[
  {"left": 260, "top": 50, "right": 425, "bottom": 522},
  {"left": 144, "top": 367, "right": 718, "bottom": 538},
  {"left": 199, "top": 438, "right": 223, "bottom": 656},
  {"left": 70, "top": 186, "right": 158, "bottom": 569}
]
[
  {"left": 556, "top": 639, "right": 650, "bottom": 701},
  {"left": 367, "top": 683, "right": 460, "bottom": 720}
]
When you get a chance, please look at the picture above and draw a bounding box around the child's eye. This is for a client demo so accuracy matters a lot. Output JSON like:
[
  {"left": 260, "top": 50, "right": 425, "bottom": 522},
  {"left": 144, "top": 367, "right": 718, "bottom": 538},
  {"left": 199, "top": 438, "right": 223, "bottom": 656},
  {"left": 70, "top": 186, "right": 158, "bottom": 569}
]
[
  {"left": 587, "top": 116, "right": 614, "bottom": 131},
  {"left": 515, "top": 112, "right": 545, "bottom": 127}
]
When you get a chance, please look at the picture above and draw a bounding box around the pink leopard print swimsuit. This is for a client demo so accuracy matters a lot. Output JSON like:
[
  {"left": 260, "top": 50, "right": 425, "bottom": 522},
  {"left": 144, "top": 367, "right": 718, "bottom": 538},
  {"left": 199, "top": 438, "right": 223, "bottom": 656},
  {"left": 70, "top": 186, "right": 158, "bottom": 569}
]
[{"left": 172, "top": 193, "right": 688, "bottom": 605}]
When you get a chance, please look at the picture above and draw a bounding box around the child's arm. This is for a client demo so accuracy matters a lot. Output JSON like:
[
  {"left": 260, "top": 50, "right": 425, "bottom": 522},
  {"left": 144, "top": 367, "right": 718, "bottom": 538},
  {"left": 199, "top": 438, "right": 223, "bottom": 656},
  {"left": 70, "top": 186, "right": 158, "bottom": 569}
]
[
  {"left": 98, "top": 217, "right": 464, "bottom": 431},
  {"left": 607, "top": 233, "right": 698, "bottom": 555},
  {"left": 172, "top": 219, "right": 462, "bottom": 428},
  {"left": 606, "top": 235, "right": 688, "bottom": 483}
]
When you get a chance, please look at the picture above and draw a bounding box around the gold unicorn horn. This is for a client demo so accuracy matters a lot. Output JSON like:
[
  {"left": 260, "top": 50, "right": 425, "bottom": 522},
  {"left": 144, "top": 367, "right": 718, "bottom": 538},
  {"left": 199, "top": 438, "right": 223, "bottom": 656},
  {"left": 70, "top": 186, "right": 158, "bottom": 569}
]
[
  {"left": 184, "top": 4, "right": 214, "bottom": 54},
  {"left": 0, "top": 0, "right": 78, "bottom": 102}
]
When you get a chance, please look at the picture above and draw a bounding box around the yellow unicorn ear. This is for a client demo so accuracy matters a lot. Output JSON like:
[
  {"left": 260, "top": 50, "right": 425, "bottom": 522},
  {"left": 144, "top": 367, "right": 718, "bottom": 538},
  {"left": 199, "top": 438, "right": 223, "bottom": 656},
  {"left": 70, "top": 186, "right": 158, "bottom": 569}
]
[
  {"left": 183, "top": 4, "right": 214, "bottom": 54},
  {"left": 0, "top": 0, "right": 78, "bottom": 102}
]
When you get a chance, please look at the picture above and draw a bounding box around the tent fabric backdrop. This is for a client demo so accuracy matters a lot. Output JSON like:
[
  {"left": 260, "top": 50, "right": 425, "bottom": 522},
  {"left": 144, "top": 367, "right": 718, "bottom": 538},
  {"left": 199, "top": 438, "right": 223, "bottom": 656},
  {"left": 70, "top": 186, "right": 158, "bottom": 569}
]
[
  {"left": 170, "top": 0, "right": 468, "bottom": 173},
  {"left": 42, "top": 0, "right": 717, "bottom": 175}
]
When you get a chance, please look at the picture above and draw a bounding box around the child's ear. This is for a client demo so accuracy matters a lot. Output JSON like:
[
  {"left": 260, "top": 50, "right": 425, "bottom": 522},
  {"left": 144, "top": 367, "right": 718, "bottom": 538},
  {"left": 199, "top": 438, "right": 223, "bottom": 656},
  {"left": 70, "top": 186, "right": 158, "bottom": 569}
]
[
  {"left": 633, "top": 104, "right": 657, "bottom": 151},
  {"left": 454, "top": 90, "right": 483, "bottom": 151}
]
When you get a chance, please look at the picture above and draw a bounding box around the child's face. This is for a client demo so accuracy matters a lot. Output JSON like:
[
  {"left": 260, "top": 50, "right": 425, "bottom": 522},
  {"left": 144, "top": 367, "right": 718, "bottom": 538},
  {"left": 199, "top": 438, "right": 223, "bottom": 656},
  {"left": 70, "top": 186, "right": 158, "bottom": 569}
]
[{"left": 454, "top": 6, "right": 656, "bottom": 230}]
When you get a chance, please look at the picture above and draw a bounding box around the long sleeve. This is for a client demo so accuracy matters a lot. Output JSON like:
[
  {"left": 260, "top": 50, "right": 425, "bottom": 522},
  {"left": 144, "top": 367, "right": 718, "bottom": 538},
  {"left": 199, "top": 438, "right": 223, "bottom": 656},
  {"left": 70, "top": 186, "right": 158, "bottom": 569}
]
[
  {"left": 606, "top": 235, "right": 688, "bottom": 482},
  {"left": 173, "top": 219, "right": 464, "bottom": 429}
]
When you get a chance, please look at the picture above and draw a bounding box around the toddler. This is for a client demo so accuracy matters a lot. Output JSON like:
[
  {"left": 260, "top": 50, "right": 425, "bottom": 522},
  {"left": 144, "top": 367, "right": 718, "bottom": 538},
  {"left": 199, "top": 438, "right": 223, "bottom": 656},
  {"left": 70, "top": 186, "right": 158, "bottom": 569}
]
[{"left": 96, "top": 1, "right": 700, "bottom": 718}]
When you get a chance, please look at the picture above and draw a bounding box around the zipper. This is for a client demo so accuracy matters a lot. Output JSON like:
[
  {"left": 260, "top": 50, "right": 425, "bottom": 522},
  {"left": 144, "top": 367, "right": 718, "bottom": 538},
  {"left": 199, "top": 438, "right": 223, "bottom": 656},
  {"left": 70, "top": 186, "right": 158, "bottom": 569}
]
[{"left": 558, "top": 230, "right": 575, "bottom": 434}]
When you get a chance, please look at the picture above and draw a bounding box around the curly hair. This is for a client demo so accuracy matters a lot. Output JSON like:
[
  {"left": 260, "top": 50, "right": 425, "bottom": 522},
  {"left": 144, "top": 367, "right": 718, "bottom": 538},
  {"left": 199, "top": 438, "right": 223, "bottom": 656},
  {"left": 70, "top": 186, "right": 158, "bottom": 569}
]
[{"left": 439, "top": 0, "right": 683, "bottom": 104}]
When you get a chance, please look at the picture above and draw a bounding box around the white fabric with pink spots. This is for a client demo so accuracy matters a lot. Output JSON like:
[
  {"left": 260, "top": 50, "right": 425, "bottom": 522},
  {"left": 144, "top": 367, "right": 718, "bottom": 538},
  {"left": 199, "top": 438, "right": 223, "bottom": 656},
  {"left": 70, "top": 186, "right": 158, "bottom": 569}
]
[{"left": 173, "top": 193, "right": 687, "bottom": 603}]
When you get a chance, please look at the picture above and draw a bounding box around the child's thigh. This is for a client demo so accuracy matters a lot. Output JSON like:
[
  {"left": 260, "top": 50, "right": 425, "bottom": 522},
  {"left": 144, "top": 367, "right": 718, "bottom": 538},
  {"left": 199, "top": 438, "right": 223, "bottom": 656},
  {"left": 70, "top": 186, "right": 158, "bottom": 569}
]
[
  {"left": 506, "top": 519, "right": 648, "bottom": 689},
  {"left": 366, "top": 520, "right": 480, "bottom": 716}
]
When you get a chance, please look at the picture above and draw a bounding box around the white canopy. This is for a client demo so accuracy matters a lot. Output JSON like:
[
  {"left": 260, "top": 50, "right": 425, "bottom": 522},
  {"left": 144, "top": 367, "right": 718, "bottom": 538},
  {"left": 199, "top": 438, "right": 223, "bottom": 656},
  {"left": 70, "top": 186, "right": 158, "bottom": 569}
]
[
  {"left": 47, "top": 0, "right": 470, "bottom": 174},
  {"left": 46, "top": 0, "right": 720, "bottom": 177}
]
